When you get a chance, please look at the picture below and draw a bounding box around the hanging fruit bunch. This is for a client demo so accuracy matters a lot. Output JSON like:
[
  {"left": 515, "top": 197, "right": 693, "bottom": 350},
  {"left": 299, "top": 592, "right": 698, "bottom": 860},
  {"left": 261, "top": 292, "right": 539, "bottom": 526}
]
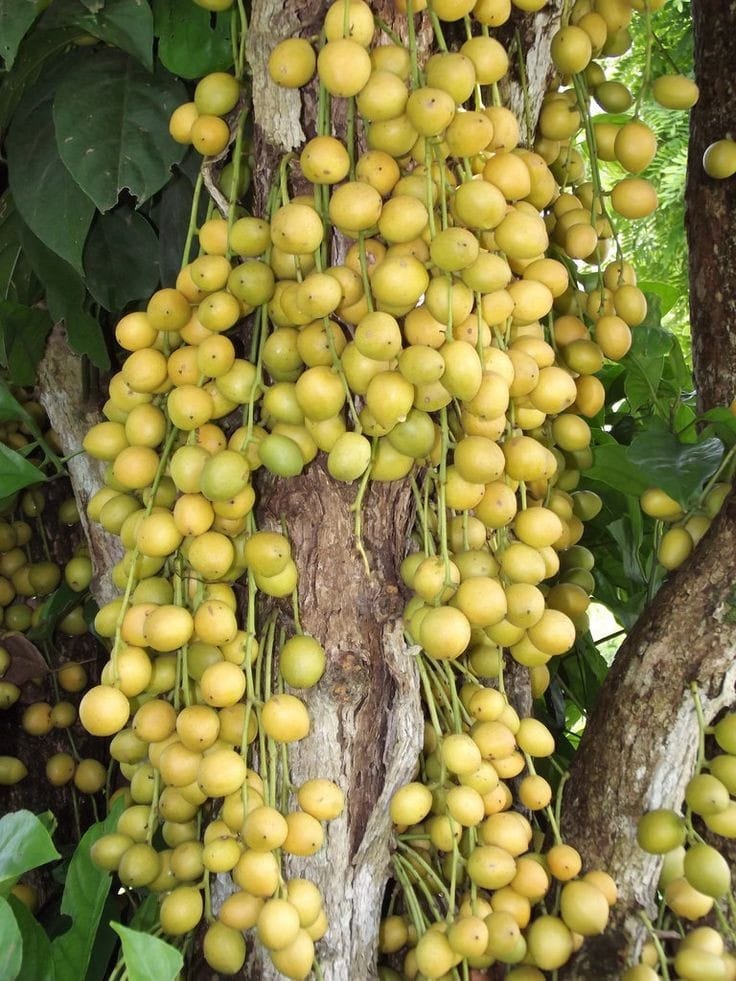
[{"left": 75, "top": 0, "right": 734, "bottom": 977}]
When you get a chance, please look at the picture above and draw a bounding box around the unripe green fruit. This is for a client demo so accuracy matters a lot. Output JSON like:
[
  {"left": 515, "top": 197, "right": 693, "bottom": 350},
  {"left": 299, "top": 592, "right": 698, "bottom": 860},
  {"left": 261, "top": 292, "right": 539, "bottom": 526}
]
[
  {"left": 714, "top": 713, "right": 736, "bottom": 754},
  {"left": 685, "top": 773, "right": 730, "bottom": 816},
  {"left": 636, "top": 809, "right": 686, "bottom": 854},
  {"left": 683, "top": 842, "right": 731, "bottom": 898},
  {"left": 279, "top": 635, "right": 326, "bottom": 688},
  {"left": 194, "top": 73, "right": 240, "bottom": 116}
]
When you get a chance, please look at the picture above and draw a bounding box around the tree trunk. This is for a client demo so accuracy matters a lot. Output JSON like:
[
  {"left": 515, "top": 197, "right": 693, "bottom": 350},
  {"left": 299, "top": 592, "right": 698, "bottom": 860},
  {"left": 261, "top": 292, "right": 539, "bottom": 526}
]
[
  {"left": 687, "top": 0, "right": 736, "bottom": 413},
  {"left": 236, "top": 3, "right": 561, "bottom": 977},
  {"left": 561, "top": 3, "right": 736, "bottom": 973}
]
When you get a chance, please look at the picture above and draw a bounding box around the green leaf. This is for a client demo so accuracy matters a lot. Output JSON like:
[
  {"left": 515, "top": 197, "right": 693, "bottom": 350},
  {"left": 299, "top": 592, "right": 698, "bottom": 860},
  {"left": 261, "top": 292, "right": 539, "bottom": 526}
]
[
  {"left": 53, "top": 49, "right": 187, "bottom": 213},
  {"left": 110, "top": 924, "right": 183, "bottom": 981},
  {"left": 149, "top": 158, "right": 205, "bottom": 285},
  {"left": 0, "top": 379, "right": 36, "bottom": 426},
  {"left": 0, "top": 27, "right": 78, "bottom": 134},
  {"left": 18, "top": 223, "right": 110, "bottom": 369},
  {"left": 620, "top": 324, "right": 672, "bottom": 413},
  {"left": 50, "top": 807, "right": 120, "bottom": 981},
  {"left": 584, "top": 441, "right": 651, "bottom": 498},
  {"left": 0, "top": 0, "right": 45, "bottom": 70},
  {"left": 0, "top": 442, "right": 47, "bottom": 496},
  {"left": 0, "top": 195, "right": 39, "bottom": 307},
  {"left": 0, "top": 299, "right": 53, "bottom": 386},
  {"left": 638, "top": 281, "right": 682, "bottom": 317},
  {"left": 626, "top": 423, "right": 724, "bottom": 507},
  {"left": 153, "top": 0, "right": 233, "bottom": 78},
  {"left": 5, "top": 53, "right": 95, "bottom": 273},
  {"left": 84, "top": 206, "right": 159, "bottom": 311},
  {"left": 0, "top": 811, "right": 60, "bottom": 894},
  {"left": 128, "top": 894, "right": 159, "bottom": 932},
  {"left": 698, "top": 407, "right": 736, "bottom": 449},
  {"left": 27, "top": 583, "right": 87, "bottom": 641},
  {"left": 41, "top": 0, "right": 154, "bottom": 70},
  {"left": 9, "top": 895, "right": 55, "bottom": 981},
  {"left": 0, "top": 896, "right": 23, "bottom": 980}
]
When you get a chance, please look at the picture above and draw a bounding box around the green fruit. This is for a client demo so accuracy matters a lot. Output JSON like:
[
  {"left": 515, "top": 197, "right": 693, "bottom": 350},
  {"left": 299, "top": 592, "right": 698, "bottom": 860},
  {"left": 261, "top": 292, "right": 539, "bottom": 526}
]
[
  {"left": 683, "top": 842, "right": 731, "bottom": 898},
  {"left": 636, "top": 809, "right": 686, "bottom": 854}
]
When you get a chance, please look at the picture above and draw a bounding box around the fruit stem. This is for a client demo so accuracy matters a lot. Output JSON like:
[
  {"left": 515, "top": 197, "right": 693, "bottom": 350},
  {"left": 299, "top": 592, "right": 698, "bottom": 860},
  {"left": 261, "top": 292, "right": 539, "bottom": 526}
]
[
  {"left": 357, "top": 232, "right": 375, "bottom": 313},
  {"left": 438, "top": 407, "right": 451, "bottom": 583},
  {"left": 549, "top": 770, "right": 569, "bottom": 846},
  {"left": 226, "top": 109, "right": 249, "bottom": 256},
  {"left": 234, "top": 0, "right": 248, "bottom": 79},
  {"left": 351, "top": 447, "right": 374, "bottom": 578},
  {"left": 406, "top": 0, "right": 421, "bottom": 91},
  {"left": 392, "top": 853, "right": 431, "bottom": 932},
  {"left": 181, "top": 171, "right": 205, "bottom": 270},
  {"left": 416, "top": 654, "right": 444, "bottom": 741},
  {"left": 373, "top": 18, "right": 402, "bottom": 47},
  {"left": 146, "top": 767, "right": 160, "bottom": 846},
  {"left": 428, "top": 10, "right": 448, "bottom": 53},
  {"left": 638, "top": 911, "right": 672, "bottom": 980},
  {"left": 514, "top": 29, "right": 534, "bottom": 146},
  {"left": 633, "top": 5, "right": 653, "bottom": 120},
  {"left": 690, "top": 682, "right": 707, "bottom": 771},
  {"left": 397, "top": 839, "right": 450, "bottom": 919}
]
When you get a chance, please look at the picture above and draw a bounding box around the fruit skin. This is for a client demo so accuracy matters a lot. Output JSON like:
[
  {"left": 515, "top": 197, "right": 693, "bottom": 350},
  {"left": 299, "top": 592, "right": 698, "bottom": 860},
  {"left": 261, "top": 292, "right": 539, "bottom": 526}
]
[{"left": 703, "top": 139, "right": 736, "bottom": 179}]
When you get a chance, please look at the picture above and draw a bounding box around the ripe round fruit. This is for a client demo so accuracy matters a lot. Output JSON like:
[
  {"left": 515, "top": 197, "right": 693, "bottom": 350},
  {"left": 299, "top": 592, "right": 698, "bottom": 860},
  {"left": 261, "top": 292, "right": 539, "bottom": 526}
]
[
  {"left": 269, "top": 38, "right": 316, "bottom": 87},
  {"left": 261, "top": 693, "right": 310, "bottom": 742},
  {"left": 559, "top": 880, "right": 610, "bottom": 935},
  {"left": 390, "top": 782, "right": 432, "bottom": 826},
  {"left": 79, "top": 685, "right": 130, "bottom": 736},
  {"left": 203, "top": 921, "right": 246, "bottom": 975}
]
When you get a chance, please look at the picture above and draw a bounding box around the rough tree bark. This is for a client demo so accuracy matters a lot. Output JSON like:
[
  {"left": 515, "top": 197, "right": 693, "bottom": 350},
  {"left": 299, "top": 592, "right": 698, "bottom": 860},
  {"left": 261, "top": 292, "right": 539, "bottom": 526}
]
[
  {"left": 561, "top": 3, "right": 736, "bottom": 975},
  {"left": 687, "top": 0, "right": 736, "bottom": 413},
  {"left": 236, "top": 3, "right": 561, "bottom": 979}
]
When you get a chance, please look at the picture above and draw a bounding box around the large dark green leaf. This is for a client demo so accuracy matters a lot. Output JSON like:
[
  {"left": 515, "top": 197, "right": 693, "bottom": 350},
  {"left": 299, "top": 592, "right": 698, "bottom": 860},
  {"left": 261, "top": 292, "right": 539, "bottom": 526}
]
[
  {"left": 700, "top": 407, "right": 736, "bottom": 448},
  {"left": 50, "top": 807, "right": 120, "bottom": 981},
  {"left": 0, "top": 0, "right": 46, "bottom": 69},
  {"left": 41, "top": 0, "right": 153, "bottom": 70},
  {"left": 19, "top": 223, "right": 110, "bottom": 369},
  {"left": 53, "top": 49, "right": 187, "bottom": 212},
  {"left": 620, "top": 323, "right": 673, "bottom": 413},
  {"left": 84, "top": 206, "right": 159, "bottom": 311},
  {"left": 149, "top": 158, "right": 204, "bottom": 285},
  {"left": 0, "top": 27, "right": 78, "bottom": 134},
  {"left": 6, "top": 53, "right": 95, "bottom": 273},
  {"left": 153, "top": 0, "right": 233, "bottom": 78},
  {"left": 0, "top": 897, "right": 23, "bottom": 980},
  {"left": 626, "top": 423, "right": 724, "bottom": 508},
  {"left": 638, "top": 281, "right": 682, "bottom": 318},
  {"left": 583, "top": 441, "right": 651, "bottom": 498},
  {"left": 0, "top": 195, "right": 40, "bottom": 307},
  {"left": 110, "top": 924, "right": 183, "bottom": 981},
  {"left": 9, "top": 895, "right": 55, "bottom": 981},
  {"left": 0, "top": 299, "right": 53, "bottom": 386},
  {"left": 0, "top": 811, "right": 60, "bottom": 895}
]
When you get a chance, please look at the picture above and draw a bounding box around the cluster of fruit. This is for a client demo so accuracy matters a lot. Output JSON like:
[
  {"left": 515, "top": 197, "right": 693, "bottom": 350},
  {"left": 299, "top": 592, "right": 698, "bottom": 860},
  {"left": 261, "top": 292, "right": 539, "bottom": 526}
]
[
  {"left": 640, "top": 481, "right": 732, "bottom": 572},
  {"left": 0, "top": 389, "right": 102, "bottom": 793},
  {"left": 76, "top": 0, "right": 716, "bottom": 976},
  {"left": 629, "top": 710, "right": 736, "bottom": 980}
]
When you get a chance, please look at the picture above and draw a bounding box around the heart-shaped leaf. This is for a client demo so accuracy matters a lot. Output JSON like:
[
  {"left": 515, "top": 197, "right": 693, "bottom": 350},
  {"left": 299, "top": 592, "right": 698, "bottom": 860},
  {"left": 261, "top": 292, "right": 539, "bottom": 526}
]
[{"left": 53, "top": 49, "right": 187, "bottom": 213}]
